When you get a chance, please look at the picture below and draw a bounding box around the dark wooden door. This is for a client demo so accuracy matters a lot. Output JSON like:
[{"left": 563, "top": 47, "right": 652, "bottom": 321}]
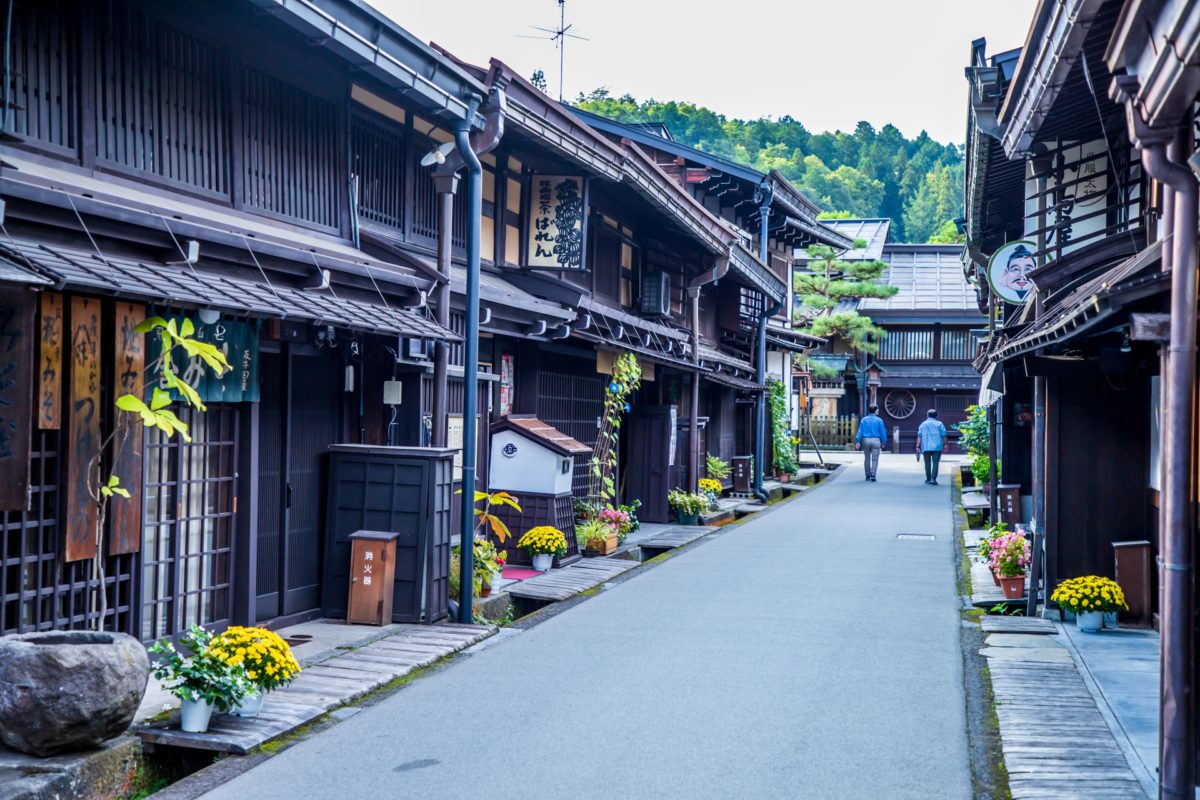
[
  {"left": 626, "top": 405, "right": 675, "bottom": 523},
  {"left": 256, "top": 347, "right": 339, "bottom": 623}
]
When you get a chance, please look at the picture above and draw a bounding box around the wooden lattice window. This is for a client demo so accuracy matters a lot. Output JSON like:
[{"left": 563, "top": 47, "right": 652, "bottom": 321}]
[
  {"left": 242, "top": 67, "right": 340, "bottom": 229},
  {"left": 95, "top": 1, "right": 229, "bottom": 195},
  {"left": 141, "top": 406, "right": 238, "bottom": 642},
  {"left": 352, "top": 112, "right": 406, "bottom": 230},
  {"left": 1, "top": 430, "right": 135, "bottom": 635},
  {"left": 8, "top": 0, "right": 78, "bottom": 152}
]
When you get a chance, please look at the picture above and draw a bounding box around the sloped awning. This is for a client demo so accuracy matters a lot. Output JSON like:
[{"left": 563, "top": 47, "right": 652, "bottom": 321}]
[
  {"left": 766, "top": 325, "right": 824, "bottom": 352},
  {"left": 0, "top": 237, "right": 459, "bottom": 340}
]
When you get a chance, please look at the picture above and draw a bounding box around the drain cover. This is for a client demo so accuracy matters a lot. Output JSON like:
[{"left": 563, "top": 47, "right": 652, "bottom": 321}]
[{"left": 896, "top": 533, "right": 936, "bottom": 541}]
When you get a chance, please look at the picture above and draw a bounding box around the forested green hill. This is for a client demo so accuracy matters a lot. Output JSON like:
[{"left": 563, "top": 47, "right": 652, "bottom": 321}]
[{"left": 572, "top": 89, "right": 964, "bottom": 243}]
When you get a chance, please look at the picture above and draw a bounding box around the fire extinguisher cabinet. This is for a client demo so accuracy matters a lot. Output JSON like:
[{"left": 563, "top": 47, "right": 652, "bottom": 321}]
[{"left": 322, "top": 445, "right": 455, "bottom": 624}]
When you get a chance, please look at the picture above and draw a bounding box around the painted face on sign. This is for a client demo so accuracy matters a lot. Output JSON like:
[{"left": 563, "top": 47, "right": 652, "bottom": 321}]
[{"left": 1002, "top": 253, "right": 1035, "bottom": 297}]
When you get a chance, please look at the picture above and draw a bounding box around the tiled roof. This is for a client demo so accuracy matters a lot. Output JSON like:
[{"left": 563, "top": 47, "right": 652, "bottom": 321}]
[
  {"left": 860, "top": 244, "right": 980, "bottom": 313},
  {"left": 815, "top": 219, "right": 892, "bottom": 260}
]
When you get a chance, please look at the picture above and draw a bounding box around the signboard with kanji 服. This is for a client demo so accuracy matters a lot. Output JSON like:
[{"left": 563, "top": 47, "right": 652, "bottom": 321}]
[
  {"left": 526, "top": 175, "right": 584, "bottom": 269},
  {"left": 0, "top": 288, "right": 34, "bottom": 510}
]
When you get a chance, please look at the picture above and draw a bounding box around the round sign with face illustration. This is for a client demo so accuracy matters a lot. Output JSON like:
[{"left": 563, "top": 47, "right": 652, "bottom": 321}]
[{"left": 987, "top": 240, "right": 1037, "bottom": 304}]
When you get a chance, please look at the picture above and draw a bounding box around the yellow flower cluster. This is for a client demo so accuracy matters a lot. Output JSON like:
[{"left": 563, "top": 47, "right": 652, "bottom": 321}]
[
  {"left": 210, "top": 626, "right": 302, "bottom": 691},
  {"left": 697, "top": 478, "right": 722, "bottom": 494},
  {"left": 1050, "top": 575, "right": 1128, "bottom": 615},
  {"left": 517, "top": 525, "right": 567, "bottom": 557}
]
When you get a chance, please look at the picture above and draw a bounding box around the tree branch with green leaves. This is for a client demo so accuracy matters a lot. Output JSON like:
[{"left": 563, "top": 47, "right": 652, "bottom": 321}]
[{"left": 793, "top": 240, "right": 897, "bottom": 354}]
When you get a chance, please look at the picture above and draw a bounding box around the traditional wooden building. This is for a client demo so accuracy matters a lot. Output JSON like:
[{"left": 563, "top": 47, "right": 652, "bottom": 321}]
[
  {"left": 0, "top": 0, "right": 499, "bottom": 639},
  {"left": 964, "top": 2, "right": 1200, "bottom": 791}
]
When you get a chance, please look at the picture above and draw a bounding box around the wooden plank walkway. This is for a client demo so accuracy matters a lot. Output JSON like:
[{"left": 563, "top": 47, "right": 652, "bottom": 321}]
[
  {"left": 985, "top": 648, "right": 1147, "bottom": 799},
  {"left": 638, "top": 525, "right": 716, "bottom": 557},
  {"left": 138, "top": 623, "right": 493, "bottom": 755},
  {"left": 506, "top": 557, "right": 637, "bottom": 603},
  {"left": 981, "top": 616, "right": 1057, "bottom": 635}
]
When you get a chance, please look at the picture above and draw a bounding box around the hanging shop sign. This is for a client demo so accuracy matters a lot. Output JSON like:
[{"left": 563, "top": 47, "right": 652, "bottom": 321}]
[
  {"left": 150, "top": 316, "right": 261, "bottom": 403},
  {"left": 527, "top": 175, "right": 584, "bottom": 269},
  {"left": 0, "top": 288, "right": 34, "bottom": 511},
  {"left": 987, "top": 240, "right": 1037, "bottom": 304}
]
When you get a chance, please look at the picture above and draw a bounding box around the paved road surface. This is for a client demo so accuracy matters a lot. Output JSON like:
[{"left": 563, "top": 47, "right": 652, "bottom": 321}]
[{"left": 202, "top": 453, "right": 970, "bottom": 799}]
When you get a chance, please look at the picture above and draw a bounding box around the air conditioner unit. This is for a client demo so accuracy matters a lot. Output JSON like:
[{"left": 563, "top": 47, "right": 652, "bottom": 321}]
[{"left": 639, "top": 271, "right": 671, "bottom": 317}]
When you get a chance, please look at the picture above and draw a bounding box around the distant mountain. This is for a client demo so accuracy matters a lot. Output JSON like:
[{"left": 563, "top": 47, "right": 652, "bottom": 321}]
[{"left": 573, "top": 89, "right": 964, "bottom": 244}]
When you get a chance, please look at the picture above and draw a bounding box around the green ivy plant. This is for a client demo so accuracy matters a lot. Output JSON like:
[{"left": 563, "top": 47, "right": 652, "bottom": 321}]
[
  {"left": 588, "top": 353, "right": 641, "bottom": 508},
  {"left": 768, "top": 379, "right": 799, "bottom": 474},
  {"left": 89, "top": 316, "right": 230, "bottom": 629}
]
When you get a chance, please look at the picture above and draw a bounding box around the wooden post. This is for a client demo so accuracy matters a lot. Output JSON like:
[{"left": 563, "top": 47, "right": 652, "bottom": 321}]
[
  {"left": 109, "top": 302, "right": 144, "bottom": 555},
  {"left": 65, "top": 296, "right": 102, "bottom": 562}
]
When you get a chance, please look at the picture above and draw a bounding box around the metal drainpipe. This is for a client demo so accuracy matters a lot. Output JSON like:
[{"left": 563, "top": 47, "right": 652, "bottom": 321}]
[
  {"left": 430, "top": 183, "right": 456, "bottom": 447},
  {"left": 753, "top": 190, "right": 778, "bottom": 500},
  {"left": 1028, "top": 155, "right": 1049, "bottom": 618},
  {"left": 688, "top": 288, "right": 702, "bottom": 491},
  {"left": 454, "top": 95, "right": 483, "bottom": 624},
  {"left": 1140, "top": 125, "right": 1198, "bottom": 800}
]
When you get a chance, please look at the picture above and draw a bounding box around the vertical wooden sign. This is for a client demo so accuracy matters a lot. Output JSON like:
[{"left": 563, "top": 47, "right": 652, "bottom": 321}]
[
  {"left": 0, "top": 288, "right": 35, "bottom": 510},
  {"left": 109, "top": 302, "right": 144, "bottom": 555},
  {"left": 64, "top": 296, "right": 101, "bottom": 562},
  {"left": 38, "top": 293, "right": 63, "bottom": 429}
]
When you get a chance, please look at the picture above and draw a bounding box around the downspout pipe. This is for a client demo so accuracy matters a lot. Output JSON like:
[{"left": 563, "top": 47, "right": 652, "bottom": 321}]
[
  {"left": 431, "top": 91, "right": 505, "bottom": 449},
  {"left": 454, "top": 94, "right": 484, "bottom": 625},
  {"left": 753, "top": 182, "right": 779, "bottom": 500},
  {"left": 1130, "top": 106, "right": 1197, "bottom": 800},
  {"left": 686, "top": 256, "right": 730, "bottom": 492}
]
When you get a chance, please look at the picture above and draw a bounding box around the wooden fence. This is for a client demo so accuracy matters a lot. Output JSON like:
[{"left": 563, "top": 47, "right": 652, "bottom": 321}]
[{"left": 798, "top": 415, "right": 858, "bottom": 449}]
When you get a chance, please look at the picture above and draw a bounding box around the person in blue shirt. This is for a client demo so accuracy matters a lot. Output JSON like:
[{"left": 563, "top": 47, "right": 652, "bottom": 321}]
[
  {"left": 916, "top": 409, "right": 949, "bottom": 485},
  {"left": 855, "top": 404, "right": 887, "bottom": 482}
]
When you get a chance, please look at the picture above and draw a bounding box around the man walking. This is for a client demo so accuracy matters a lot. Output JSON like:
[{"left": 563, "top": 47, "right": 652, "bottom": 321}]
[
  {"left": 917, "top": 409, "right": 948, "bottom": 485},
  {"left": 855, "top": 404, "right": 887, "bottom": 482}
]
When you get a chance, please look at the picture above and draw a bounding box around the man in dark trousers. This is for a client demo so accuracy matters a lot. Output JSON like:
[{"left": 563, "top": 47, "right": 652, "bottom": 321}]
[
  {"left": 916, "top": 409, "right": 948, "bottom": 485},
  {"left": 855, "top": 404, "right": 887, "bottom": 482}
]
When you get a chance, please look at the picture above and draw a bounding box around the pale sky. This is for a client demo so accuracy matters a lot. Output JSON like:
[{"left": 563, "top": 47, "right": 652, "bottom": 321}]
[{"left": 376, "top": 0, "right": 1038, "bottom": 145}]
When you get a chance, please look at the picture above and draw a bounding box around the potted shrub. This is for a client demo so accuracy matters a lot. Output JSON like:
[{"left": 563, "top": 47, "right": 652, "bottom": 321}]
[
  {"left": 706, "top": 453, "right": 731, "bottom": 486},
  {"left": 614, "top": 502, "right": 640, "bottom": 542},
  {"left": 1051, "top": 576, "right": 1129, "bottom": 632},
  {"left": 988, "top": 532, "right": 1030, "bottom": 600},
  {"left": 473, "top": 539, "right": 504, "bottom": 597},
  {"left": 149, "top": 626, "right": 251, "bottom": 733},
  {"left": 668, "top": 488, "right": 707, "bottom": 525},
  {"left": 210, "top": 626, "right": 302, "bottom": 718},
  {"left": 517, "top": 526, "right": 567, "bottom": 571},
  {"left": 698, "top": 478, "right": 723, "bottom": 510},
  {"left": 974, "top": 522, "right": 1009, "bottom": 587},
  {"left": 971, "top": 454, "right": 998, "bottom": 492},
  {"left": 578, "top": 518, "right": 619, "bottom": 556}
]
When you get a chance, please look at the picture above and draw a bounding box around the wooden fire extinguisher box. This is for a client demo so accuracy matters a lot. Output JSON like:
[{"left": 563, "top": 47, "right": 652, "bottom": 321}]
[{"left": 346, "top": 530, "right": 400, "bottom": 626}]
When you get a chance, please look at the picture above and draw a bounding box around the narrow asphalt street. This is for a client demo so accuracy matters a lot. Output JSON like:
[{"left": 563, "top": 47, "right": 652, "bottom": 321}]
[{"left": 201, "top": 453, "right": 970, "bottom": 800}]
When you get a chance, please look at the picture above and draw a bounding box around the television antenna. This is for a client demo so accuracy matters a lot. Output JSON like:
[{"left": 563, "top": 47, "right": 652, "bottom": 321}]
[{"left": 515, "top": 0, "right": 588, "bottom": 102}]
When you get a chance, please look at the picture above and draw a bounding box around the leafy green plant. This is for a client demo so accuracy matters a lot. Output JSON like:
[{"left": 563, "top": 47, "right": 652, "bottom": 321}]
[
  {"left": 149, "top": 625, "right": 250, "bottom": 712},
  {"left": 971, "top": 454, "right": 997, "bottom": 486},
  {"left": 667, "top": 488, "right": 708, "bottom": 516},
  {"left": 458, "top": 489, "right": 521, "bottom": 543},
  {"left": 768, "top": 379, "right": 799, "bottom": 474},
  {"left": 793, "top": 243, "right": 898, "bottom": 352},
  {"left": 955, "top": 404, "right": 989, "bottom": 457},
  {"left": 577, "top": 518, "right": 617, "bottom": 549},
  {"left": 90, "top": 316, "right": 231, "bottom": 628},
  {"left": 588, "top": 353, "right": 641, "bottom": 507},
  {"left": 705, "top": 454, "right": 731, "bottom": 480}
]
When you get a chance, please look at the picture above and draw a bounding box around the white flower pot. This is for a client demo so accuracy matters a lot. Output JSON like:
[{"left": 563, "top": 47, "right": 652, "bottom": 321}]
[
  {"left": 1076, "top": 610, "right": 1104, "bottom": 633},
  {"left": 1103, "top": 611, "right": 1118, "bottom": 629},
  {"left": 531, "top": 553, "right": 553, "bottom": 572},
  {"left": 230, "top": 687, "right": 264, "bottom": 718},
  {"left": 180, "top": 697, "right": 214, "bottom": 733},
  {"left": 492, "top": 570, "right": 504, "bottom": 587}
]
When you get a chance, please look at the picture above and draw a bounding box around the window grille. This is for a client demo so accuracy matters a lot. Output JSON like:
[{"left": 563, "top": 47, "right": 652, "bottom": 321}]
[
  {"left": 141, "top": 406, "right": 238, "bottom": 642},
  {"left": 9, "top": 0, "right": 78, "bottom": 152},
  {"left": 940, "top": 330, "right": 972, "bottom": 360},
  {"left": 352, "top": 114, "right": 406, "bottom": 230},
  {"left": 879, "top": 330, "right": 934, "bottom": 360}
]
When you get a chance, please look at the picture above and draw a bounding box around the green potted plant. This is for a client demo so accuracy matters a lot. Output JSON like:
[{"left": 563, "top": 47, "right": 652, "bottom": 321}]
[
  {"left": 517, "top": 526, "right": 568, "bottom": 571},
  {"left": 706, "top": 453, "right": 731, "bottom": 486},
  {"left": 668, "top": 488, "right": 708, "bottom": 525},
  {"left": 975, "top": 522, "right": 1009, "bottom": 586},
  {"left": 1051, "top": 576, "right": 1128, "bottom": 632},
  {"left": 473, "top": 539, "right": 504, "bottom": 597},
  {"left": 149, "top": 626, "right": 251, "bottom": 733},
  {"left": 578, "top": 518, "right": 619, "bottom": 556},
  {"left": 988, "top": 532, "right": 1030, "bottom": 600}
]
